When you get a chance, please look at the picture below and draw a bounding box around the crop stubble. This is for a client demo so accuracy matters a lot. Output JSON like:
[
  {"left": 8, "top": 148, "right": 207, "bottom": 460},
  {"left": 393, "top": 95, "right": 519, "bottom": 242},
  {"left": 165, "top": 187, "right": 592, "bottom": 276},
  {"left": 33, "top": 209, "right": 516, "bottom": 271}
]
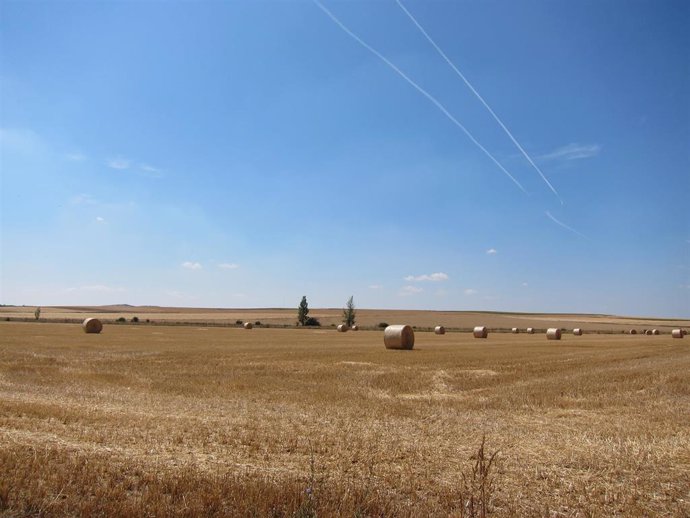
[{"left": 0, "top": 322, "right": 688, "bottom": 516}]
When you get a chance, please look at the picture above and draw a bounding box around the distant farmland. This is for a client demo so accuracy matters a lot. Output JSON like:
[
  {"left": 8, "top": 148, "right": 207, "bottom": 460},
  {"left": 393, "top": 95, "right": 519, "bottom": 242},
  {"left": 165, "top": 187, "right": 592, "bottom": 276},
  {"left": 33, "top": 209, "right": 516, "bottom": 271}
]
[{"left": 1, "top": 320, "right": 688, "bottom": 516}]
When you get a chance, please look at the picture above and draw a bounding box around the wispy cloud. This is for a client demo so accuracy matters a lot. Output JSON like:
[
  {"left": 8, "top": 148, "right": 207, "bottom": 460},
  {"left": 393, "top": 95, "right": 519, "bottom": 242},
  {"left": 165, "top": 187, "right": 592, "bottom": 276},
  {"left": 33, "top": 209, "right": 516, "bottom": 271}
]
[
  {"left": 399, "top": 285, "right": 423, "bottom": 296},
  {"left": 66, "top": 152, "right": 87, "bottom": 161},
  {"left": 70, "top": 193, "right": 99, "bottom": 205},
  {"left": 464, "top": 288, "right": 477, "bottom": 296},
  {"left": 95, "top": 216, "right": 105, "bottom": 223},
  {"left": 522, "top": 282, "right": 529, "bottom": 287},
  {"left": 404, "top": 272, "right": 449, "bottom": 282},
  {"left": 539, "top": 143, "right": 601, "bottom": 162},
  {"left": 182, "top": 261, "right": 203, "bottom": 270},
  {"left": 545, "top": 211, "right": 588, "bottom": 239},
  {"left": 139, "top": 163, "right": 164, "bottom": 178},
  {"left": 486, "top": 248, "right": 497, "bottom": 255},
  {"left": 107, "top": 157, "right": 130, "bottom": 170},
  {"left": 66, "top": 284, "right": 126, "bottom": 293},
  {"left": 218, "top": 263, "right": 239, "bottom": 270},
  {"left": 0, "top": 128, "right": 41, "bottom": 153}
]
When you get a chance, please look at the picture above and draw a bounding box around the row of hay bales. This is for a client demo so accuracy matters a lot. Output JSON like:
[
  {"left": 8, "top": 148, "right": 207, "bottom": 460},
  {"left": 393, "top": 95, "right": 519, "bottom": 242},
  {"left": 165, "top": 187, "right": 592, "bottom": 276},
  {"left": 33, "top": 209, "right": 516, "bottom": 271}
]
[
  {"left": 382, "top": 324, "right": 687, "bottom": 349},
  {"left": 81, "top": 318, "right": 258, "bottom": 334}
]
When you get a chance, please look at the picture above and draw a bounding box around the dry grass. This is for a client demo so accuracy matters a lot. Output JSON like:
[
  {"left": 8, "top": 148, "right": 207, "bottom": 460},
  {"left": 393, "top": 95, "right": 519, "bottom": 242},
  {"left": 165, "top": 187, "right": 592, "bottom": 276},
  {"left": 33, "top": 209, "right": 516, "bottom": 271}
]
[
  {"left": 3, "top": 305, "right": 688, "bottom": 333},
  {"left": 1, "top": 322, "right": 689, "bottom": 516}
]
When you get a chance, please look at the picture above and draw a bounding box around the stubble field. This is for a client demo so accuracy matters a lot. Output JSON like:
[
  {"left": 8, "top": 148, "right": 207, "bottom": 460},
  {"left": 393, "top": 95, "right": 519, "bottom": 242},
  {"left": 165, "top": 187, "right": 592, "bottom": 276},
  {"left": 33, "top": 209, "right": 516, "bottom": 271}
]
[{"left": 1, "top": 321, "right": 689, "bottom": 517}]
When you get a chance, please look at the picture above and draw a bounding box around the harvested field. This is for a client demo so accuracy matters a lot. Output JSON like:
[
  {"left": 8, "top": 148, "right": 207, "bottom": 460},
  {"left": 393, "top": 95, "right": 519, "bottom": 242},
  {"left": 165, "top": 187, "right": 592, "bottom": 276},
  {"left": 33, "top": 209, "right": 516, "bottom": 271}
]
[
  {"left": 1, "top": 321, "right": 689, "bottom": 516},
  {"left": 2, "top": 305, "right": 687, "bottom": 333}
]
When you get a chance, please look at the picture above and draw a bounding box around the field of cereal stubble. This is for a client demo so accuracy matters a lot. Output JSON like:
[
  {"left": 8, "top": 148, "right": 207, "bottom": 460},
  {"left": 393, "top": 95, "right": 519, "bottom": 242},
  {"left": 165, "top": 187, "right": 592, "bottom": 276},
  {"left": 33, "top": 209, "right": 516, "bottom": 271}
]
[{"left": 1, "top": 321, "right": 689, "bottom": 516}]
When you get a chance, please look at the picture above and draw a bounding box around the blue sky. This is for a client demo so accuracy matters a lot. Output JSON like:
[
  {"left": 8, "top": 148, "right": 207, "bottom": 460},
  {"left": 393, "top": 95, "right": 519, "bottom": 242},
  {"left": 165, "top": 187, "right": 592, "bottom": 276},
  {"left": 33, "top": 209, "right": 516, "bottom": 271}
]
[{"left": 1, "top": 0, "right": 688, "bottom": 317}]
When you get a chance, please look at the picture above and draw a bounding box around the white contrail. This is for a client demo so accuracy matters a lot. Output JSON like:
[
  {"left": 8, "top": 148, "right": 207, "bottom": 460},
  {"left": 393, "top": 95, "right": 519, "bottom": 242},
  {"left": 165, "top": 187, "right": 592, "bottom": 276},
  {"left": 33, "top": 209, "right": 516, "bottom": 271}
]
[
  {"left": 313, "top": 0, "right": 527, "bottom": 194},
  {"left": 545, "top": 211, "right": 587, "bottom": 239},
  {"left": 395, "top": 0, "right": 562, "bottom": 204}
]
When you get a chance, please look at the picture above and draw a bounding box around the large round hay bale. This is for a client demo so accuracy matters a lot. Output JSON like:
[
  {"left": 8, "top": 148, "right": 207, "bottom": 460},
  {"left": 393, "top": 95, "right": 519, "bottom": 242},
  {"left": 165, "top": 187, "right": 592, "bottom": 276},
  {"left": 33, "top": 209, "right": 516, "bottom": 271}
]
[
  {"left": 526, "top": 327, "right": 535, "bottom": 334},
  {"left": 473, "top": 326, "right": 488, "bottom": 339},
  {"left": 652, "top": 329, "right": 660, "bottom": 335},
  {"left": 511, "top": 327, "right": 519, "bottom": 334},
  {"left": 351, "top": 325, "right": 359, "bottom": 331},
  {"left": 546, "top": 328, "right": 561, "bottom": 340},
  {"left": 384, "top": 325, "right": 414, "bottom": 350},
  {"left": 629, "top": 329, "right": 637, "bottom": 335},
  {"left": 434, "top": 325, "right": 446, "bottom": 335},
  {"left": 337, "top": 324, "right": 348, "bottom": 333},
  {"left": 671, "top": 329, "right": 684, "bottom": 338},
  {"left": 573, "top": 328, "right": 583, "bottom": 336},
  {"left": 82, "top": 318, "right": 103, "bottom": 334},
  {"left": 243, "top": 322, "right": 253, "bottom": 330}
]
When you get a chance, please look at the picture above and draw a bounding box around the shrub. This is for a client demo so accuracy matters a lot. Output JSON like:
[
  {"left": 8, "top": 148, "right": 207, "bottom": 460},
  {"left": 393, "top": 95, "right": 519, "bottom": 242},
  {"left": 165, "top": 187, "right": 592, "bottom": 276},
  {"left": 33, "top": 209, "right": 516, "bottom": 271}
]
[
  {"left": 116, "top": 317, "right": 126, "bottom": 323},
  {"left": 131, "top": 316, "right": 139, "bottom": 323},
  {"left": 378, "top": 322, "right": 389, "bottom": 328},
  {"left": 304, "top": 317, "right": 321, "bottom": 327},
  {"left": 254, "top": 321, "right": 261, "bottom": 326},
  {"left": 235, "top": 320, "right": 243, "bottom": 325}
]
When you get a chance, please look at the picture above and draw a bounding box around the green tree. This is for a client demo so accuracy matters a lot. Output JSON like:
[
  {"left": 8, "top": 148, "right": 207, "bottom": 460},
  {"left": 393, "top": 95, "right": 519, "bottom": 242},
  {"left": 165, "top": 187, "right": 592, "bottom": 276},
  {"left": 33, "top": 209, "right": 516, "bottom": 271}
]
[
  {"left": 342, "top": 296, "right": 356, "bottom": 327},
  {"left": 34, "top": 307, "right": 41, "bottom": 320},
  {"left": 297, "top": 296, "right": 309, "bottom": 326}
]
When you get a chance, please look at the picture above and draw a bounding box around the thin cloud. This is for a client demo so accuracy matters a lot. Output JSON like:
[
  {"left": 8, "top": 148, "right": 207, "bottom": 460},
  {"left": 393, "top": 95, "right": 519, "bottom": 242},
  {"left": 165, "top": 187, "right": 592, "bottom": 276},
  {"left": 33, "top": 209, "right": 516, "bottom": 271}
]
[
  {"left": 107, "top": 157, "right": 130, "bottom": 170},
  {"left": 218, "top": 263, "right": 239, "bottom": 270},
  {"left": 368, "top": 284, "right": 382, "bottom": 289},
  {"left": 70, "top": 193, "right": 98, "bottom": 205},
  {"left": 139, "top": 163, "right": 164, "bottom": 178},
  {"left": 66, "top": 284, "right": 126, "bottom": 293},
  {"left": 404, "top": 272, "right": 449, "bottom": 282},
  {"left": 313, "top": 0, "right": 527, "bottom": 194},
  {"left": 521, "top": 282, "right": 529, "bottom": 287},
  {"left": 545, "top": 211, "right": 588, "bottom": 239},
  {"left": 182, "top": 261, "right": 203, "bottom": 270},
  {"left": 95, "top": 216, "right": 105, "bottom": 223},
  {"left": 399, "top": 285, "right": 423, "bottom": 296},
  {"left": 486, "top": 248, "right": 497, "bottom": 255},
  {"left": 539, "top": 143, "right": 601, "bottom": 162},
  {"left": 395, "top": 0, "right": 561, "bottom": 203},
  {"left": 464, "top": 288, "right": 478, "bottom": 296},
  {"left": 66, "top": 152, "right": 87, "bottom": 161}
]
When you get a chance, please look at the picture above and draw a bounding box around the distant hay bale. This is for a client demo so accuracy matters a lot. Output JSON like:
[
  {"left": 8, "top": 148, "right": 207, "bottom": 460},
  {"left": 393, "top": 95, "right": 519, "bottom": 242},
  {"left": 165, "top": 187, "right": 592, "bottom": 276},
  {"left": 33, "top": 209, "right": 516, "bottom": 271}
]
[
  {"left": 243, "top": 322, "right": 253, "bottom": 330},
  {"left": 645, "top": 330, "right": 652, "bottom": 335},
  {"left": 526, "top": 328, "right": 534, "bottom": 334},
  {"left": 337, "top": 324, "right": 348, "bottom": 333},
  {"left": 573, "top": 328, "right": 583, "bottom": 336},
  {"left": 546, "top": 328, "right": 561, "bottom": 340},
  {"left": 351, "top": 325, "right": 359, "bottom": 331},
  {"left": 629, "top": 329, "right": 637, "bottom": 335},
  {"left": 384, "top": 325, "right": 414, "bottom": 350},
  {"left": 683, "top": 329, "right": 688, "bottom": 336},
  {"left": 473, "top": 326, "right": 488, "bottom": 339},
  {"left": 82, "top": 318, "right": 103, "bottom": 334},
  {"left": 652, "top": 329, "right": 660, "bottom": 335},
  {"left": 511, "top": 328, "right": 519, "bottom": 334},
  {"left": 671, "top": 329, "right": 683, "bottom": 338},
  {"left": 434, "top": 325, "right": 446, "bottom": 335}
]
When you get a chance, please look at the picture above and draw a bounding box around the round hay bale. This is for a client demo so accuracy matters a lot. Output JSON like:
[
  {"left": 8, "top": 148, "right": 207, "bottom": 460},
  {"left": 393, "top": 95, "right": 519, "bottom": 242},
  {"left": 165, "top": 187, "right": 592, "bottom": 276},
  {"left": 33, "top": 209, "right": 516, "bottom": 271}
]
[
  {"left": 243, "top": 322, "right": 253, "bottom": 330},
  {"left": 511, "top": 327, "right": 519, "bottom": 334},
  {"left": 683, "top": 329, "right": 688, "bottom": 336},
  {"left": 573, "top": 328, "right": 583, "bottom": 336},
  {"left": 473, "top": 326, "right": 488, "bottom": 339},
  {"left": 629, "top": 329, "right": 637, "bottom": 335},
  {"left": 351, "top": 325, "right": 359, "bottom": 331},
  {"left": 384, "top": 325, "right": 414, "bottom": 350},
  {"left": 337, "top": 324, "right": 348, "bottom": 333},
  {"left": 526, "top": 327, "right": 535, "bottom": 334},
  {"left": 546, "top": 328, "right": 561, "bottom": 340},
  {"left": 82, "top": 318, "right": 103, "bottom": 334},
  {"left": 434, "top": 325, "right": 446, "bottom": 335},
  {"left": 652, "top": 329, "right": 660, "bottom": 335},
  {"left": 671, "top": 329, "right": 684, "bottom": 338},
  {"left": 645, "top": 330, "right": 652, "bottom": 335}
]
